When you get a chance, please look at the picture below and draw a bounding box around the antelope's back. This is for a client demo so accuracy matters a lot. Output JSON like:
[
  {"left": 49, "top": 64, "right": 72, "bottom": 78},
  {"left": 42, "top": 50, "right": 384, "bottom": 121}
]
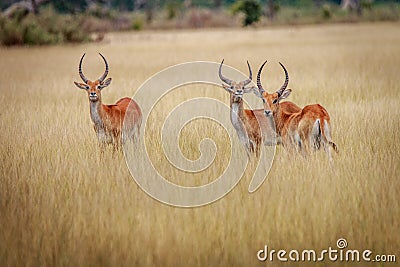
[{"left": 116, "top": 97, "right": 142, "bottom": 127}]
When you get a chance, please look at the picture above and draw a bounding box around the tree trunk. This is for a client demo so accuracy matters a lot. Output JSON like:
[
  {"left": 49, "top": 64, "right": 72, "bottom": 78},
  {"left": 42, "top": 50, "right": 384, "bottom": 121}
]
[
  {"left": 31, "top": 0, "right": 38, "bottom": 14},
  {"left": 267, "top": 0, "right": 276, "bottom": 21},
  {"left": 341, "top": 0, "right": 362, "bottom": 16},
  {"left": 3, "top": 0, "right": 49, "bottom": 17}
]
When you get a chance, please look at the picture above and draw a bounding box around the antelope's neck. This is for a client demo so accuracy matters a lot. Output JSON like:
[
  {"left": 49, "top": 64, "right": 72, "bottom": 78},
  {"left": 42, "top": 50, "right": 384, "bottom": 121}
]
[
  {"left": 230, "top": 100, "right": 246, "bottom": 133},
  {"left": 90, "top": 101, "right": 105, "bottom": 127},
  {"left": 274, "top": 107, "right": 288, "bottom": 134}
]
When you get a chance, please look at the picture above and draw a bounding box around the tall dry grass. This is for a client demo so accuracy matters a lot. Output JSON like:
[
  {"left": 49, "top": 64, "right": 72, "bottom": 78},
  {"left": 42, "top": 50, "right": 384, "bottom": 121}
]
[{"left": 0, "top": 22, "right": 399, "bottom": 266}]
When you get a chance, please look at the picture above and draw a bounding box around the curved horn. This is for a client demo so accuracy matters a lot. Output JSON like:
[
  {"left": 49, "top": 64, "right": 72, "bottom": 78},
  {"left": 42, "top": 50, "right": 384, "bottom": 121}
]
[
  {"left": 257, "top": 60, "right": 267, "bottom": 93},
  {"left": 98, "top": 53, "right": 109, "bottom": 83},
  {"left": 219, "top": 59, "right": 233, "bottom": 85},
  {"left": 78, "top": 53, "right": 88, "bottom": 84},
  {"left": 242, "top": 60, "right": 253, "bottom": 86},
  {"left": 277, "top": 62, "right": 289, "bottom": 96}
]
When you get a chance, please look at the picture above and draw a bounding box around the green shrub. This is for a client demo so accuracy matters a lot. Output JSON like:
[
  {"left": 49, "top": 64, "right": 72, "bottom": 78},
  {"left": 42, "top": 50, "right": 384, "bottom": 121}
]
[
  {"left": 132, "top": 17, "right": 143, "bottom": 30},
  {"left": 87, "top": 4, "right": 117, "bottom": 20},
  {"left": 165, "top": 1, "right": 182, "bottom": 20},
  {"left": 22, "top": 16, "right": 59, "bottom": 45},
  {"left": 231, "top": 0, "right": 262, "bottom": 26},
  {"left": 0, "top": 6, "right": 90, "bottom": 46},
  {"left": 322, "top": 4, "right": 332, "bottom": 19},
  {"left": 361, "top": 0, "right": 374, "bottom": 11},
  {"left": 0, "top": 17, "right": 24, "bottom": 46}
]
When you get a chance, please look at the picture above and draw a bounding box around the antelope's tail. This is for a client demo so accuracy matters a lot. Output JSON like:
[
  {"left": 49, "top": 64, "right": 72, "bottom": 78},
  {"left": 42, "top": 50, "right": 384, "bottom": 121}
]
[{"left": 320, "top": 118, "right": 338, "bottom": 153}]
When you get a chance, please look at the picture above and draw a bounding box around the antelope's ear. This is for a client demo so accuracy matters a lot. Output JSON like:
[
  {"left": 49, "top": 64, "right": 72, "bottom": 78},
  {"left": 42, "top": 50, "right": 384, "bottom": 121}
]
[
  {"left": 243, "top": 86, "right": 254, "bottom": 94},
  {"left": 222, "top": 84, "right": 233, "bottom": 93},
  {"left": 248, "top": 86, "right": 263, "bottom": 99},
  {"left": 99, "top": 78, "right": 112, "bottom": 90},
  {"left": 74, "top": 81, "right": 89, "bottom": 90},
  {"left": 279, "top": 89, "right": 292, "bottom": 100}
]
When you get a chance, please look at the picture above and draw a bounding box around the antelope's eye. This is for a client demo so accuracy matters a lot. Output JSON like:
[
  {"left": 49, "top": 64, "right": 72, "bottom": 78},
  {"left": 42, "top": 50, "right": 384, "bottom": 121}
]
[
  {"left": 262, "top": 98, "right": 266, "bottom": 103},
  {"left": 272, "top": 98, "right": 278, "bottom": 104},
  {"left": 85, "top": 85, "right": 90, "bottom": 90}
]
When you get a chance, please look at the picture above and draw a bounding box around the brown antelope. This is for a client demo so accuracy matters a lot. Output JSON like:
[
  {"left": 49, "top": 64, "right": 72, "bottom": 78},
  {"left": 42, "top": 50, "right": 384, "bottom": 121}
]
[
  {"left": 254, "top": 60, "right": 338, "bottom": 160},
  {"left": 74, "top": 53, "right": 142, "bottom": 149},
  {"left": 219, "top": 60, "right": 300, "bottom": 157}
]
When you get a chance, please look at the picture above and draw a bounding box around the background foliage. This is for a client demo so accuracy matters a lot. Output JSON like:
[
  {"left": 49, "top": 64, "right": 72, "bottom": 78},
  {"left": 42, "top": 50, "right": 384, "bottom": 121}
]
[
  {"left": 0, "top": 22, "right": 399, "bottom": 266},
  {"left": 0, "top": 1, "right": 399, "bottom": 45}
]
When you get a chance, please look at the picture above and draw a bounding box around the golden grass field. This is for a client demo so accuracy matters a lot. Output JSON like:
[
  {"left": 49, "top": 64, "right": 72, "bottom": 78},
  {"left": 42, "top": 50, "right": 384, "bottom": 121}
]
[{"left": 0, "top": 22, "right": 399, "bottom": 266}]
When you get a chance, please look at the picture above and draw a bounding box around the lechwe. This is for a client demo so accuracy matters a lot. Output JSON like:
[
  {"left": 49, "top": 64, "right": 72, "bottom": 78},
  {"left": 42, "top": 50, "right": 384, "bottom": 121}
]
[
  {"left": 218, "top": 60, "right": 300, "bottom": 157},
  {"left": 253, "top": 61, "right": 338, "bottom": 160},
  {"left": 73, "top": 53, "right": 142, "bottom": 149}
]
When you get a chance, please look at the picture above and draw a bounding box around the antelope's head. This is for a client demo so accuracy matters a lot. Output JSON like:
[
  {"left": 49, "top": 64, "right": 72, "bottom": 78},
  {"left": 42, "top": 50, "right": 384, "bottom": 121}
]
[
  {"left": 219, "top": 59, "right": 255, "bottom": 103},
  {"left": 74, "top": 53, "right": 112, "bottom": 102},
  {"left": 254, "top": 61, "right": 292, "bottom": 117}
]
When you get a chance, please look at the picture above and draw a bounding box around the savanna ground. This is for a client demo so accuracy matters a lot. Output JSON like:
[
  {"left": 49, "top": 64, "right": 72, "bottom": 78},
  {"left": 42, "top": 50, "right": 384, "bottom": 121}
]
[{"left": 0, "top": 22, "right": 399, "bottom": 266}]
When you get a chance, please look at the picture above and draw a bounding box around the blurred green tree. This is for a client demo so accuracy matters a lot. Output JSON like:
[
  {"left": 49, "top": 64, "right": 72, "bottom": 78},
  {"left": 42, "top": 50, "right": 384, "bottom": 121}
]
[{"left": 231, "top": 0, "right": 262, "bottom": 26}]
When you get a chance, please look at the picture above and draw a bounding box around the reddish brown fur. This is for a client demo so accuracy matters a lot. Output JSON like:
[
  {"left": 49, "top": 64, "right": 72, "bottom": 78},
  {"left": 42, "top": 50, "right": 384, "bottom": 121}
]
[
  {"left": 219, "top": 60, "right": 302, "bottom": 156},
  {"left": 254, "top": 61, "right": 337, "bottom": 159},
  {"left": 92, "top": 97, "right": 142, "bottom": 146},
  {"left": 261, "top": 91, "right": 338, "bottom": 156},
  {"left": 225, "top": 82, "right": 301, "bottom": 156},
  {"left": 74, "top": 55, "right": 142, "bottom": 149},
  {"left": 242, "top": 101, "right": 301, "bottom": 149}
]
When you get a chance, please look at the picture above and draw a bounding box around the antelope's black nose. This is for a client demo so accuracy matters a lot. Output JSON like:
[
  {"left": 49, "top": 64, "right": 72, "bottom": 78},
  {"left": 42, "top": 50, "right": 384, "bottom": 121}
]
[{"left": 264, "top": 110, "right": 272, "bottom": 117}]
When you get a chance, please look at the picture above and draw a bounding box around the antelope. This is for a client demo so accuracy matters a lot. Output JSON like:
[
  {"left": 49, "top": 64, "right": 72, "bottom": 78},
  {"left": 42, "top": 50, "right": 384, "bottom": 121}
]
[
  {"left": 73, "top": 53, "right": 142, "bottom": 149},
  {"left": 218, "top": 60, "right": 300, "bottom": 157},
  {"left": 254, "top": 60, "right": 338, "bottom": 160}
]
